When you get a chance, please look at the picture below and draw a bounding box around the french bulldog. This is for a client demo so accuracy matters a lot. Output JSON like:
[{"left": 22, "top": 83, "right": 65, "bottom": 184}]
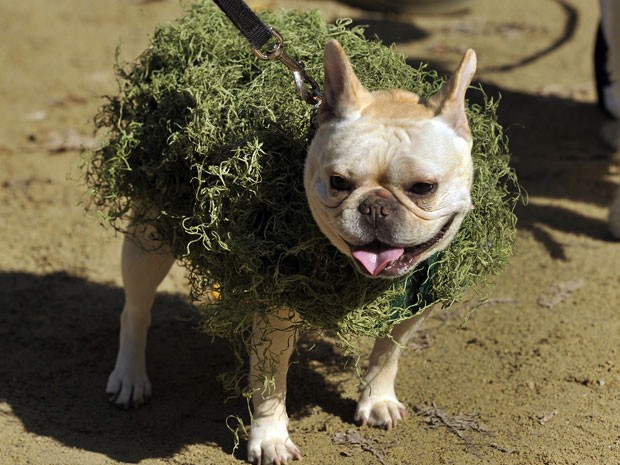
[{"left": 106, "top": 39, "right": 477, "bottom": 464}]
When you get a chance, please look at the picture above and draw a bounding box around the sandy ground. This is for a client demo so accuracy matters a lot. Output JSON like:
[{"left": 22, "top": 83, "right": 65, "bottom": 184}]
[{"left": 1, "top": 0, "right": 619, "bottom": 464}]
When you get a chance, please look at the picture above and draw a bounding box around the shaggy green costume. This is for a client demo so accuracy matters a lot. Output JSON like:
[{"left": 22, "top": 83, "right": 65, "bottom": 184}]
[{"left": 85, "top": 2, "right": 518, "bottom": 351}]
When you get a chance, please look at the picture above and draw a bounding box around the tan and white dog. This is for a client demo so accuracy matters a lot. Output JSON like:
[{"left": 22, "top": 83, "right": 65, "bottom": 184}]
[{"left": 106, "top": 40, "right": 476, "bottom": 464}]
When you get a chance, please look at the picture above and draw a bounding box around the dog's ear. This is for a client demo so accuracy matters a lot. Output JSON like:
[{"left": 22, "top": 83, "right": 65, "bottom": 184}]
[
  {"left": 319, "top": 39, "right": 372, "bottom": 124},
  {"left": 428, "top": 49, "right": 477, "bottom": 143}
]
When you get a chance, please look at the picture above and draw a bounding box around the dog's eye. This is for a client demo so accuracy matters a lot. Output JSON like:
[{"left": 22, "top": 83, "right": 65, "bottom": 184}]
[
  {"left": 329, "top": 175, "right": 351, "bottom": 191},
  {"left": 409, "top": 182, "right": 435, "bottom": 196}
]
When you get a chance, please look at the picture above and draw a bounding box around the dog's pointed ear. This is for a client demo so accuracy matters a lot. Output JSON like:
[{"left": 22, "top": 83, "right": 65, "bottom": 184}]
[
  {"left": 428, "top": 49, "right": 477, "bottom": 142},
  {"left": 319, "top": 39, "right": 372, "bottom": 124}
]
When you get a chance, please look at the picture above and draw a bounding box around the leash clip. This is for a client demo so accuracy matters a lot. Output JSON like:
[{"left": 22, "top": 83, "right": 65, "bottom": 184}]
[{"left": 252, "top": 28, "right": 323, "bottom": 106}]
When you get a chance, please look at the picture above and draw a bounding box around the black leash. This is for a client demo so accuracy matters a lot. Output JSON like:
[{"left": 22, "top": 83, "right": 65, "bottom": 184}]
[{"left": 212, "top": 0, "right": 323, "bottom": 106}]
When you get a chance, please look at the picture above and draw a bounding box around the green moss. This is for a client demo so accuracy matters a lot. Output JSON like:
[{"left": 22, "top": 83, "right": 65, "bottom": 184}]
[{"left": 84, "top": 2, "right": 519, "bottom": 352}]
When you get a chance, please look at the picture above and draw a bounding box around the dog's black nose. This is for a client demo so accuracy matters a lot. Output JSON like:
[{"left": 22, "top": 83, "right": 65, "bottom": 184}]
[{"left": 358, "top": 194, "right": 397, "bottom": 225}]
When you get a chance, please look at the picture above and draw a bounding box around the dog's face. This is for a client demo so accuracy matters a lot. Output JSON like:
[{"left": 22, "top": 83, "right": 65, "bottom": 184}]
[{"left": 304, "top": 40, "right": 477, "bottom": 278}]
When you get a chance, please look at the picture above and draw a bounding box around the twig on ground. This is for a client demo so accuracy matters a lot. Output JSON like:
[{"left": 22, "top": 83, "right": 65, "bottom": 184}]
[
  {"left": 414, "top": 403, "right": 516, "bottom": 455},
  {"left": 332, "top": 429, "right": 397, "bottom": 465},
  {"left": 414, "top": 403, "right": 489, "bottom": 441}
]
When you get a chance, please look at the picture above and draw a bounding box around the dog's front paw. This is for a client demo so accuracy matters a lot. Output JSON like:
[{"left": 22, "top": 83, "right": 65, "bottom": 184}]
[
  {"left": 106, "top": 365, "right": 151, "bottom": 409},
  {"left": 355, "top": 391, "right": 406, "bottom": 430},
  {"left": 247, "top": 418, "right": 300, "bottom": 465}
]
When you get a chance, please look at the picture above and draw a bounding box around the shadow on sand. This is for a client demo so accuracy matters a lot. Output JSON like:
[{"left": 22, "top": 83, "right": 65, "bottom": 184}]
[{"left": 0, "top": 271, "right": 357, "bottom": 462}]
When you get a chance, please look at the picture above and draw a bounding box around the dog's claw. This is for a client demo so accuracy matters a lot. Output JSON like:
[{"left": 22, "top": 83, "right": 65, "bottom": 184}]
[
  {"left": 248, "top": 440, "right": 300, "bottom": 465},
  {"left": 106, "top": 368, "right": 151, "bottom": 409},
  {"left": 358, "top": 416, "right": 368, "bottom": 427},
  {"left": 355, "top": 395, "right": 406, "bottom": 430},
  {"left": 247, "top": 420, "right": 300, "bottom": 465}
]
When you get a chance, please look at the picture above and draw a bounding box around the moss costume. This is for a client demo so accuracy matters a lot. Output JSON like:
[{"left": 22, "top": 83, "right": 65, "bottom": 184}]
[{"left": 84, "top": 1, "right": 519, "bottom": 350}]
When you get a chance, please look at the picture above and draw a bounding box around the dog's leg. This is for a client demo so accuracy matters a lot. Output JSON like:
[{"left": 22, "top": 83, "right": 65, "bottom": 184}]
[
  {"left": 355, "top": 310, "right": 429, "bottom": 429},
  {"left": 247, "top": 308, "right": 301, "bottom": 465},
  {"left": 106, "top": 223, "right": 174, "bottom": 408}
]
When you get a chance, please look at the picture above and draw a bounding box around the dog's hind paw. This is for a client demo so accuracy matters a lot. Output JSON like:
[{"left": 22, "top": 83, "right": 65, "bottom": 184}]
[
  {"left": 106, "top": 367, "right": 151, "bottom": 409},
  {"left": 354, "top": 395, "right": 407, "bottom": 430},
  {"left": 247, "top": 419, "right": 300, "bottom": 465}
]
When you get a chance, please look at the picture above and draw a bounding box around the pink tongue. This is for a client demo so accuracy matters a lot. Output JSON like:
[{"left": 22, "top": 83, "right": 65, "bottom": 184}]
[{"left": 352, "top": 245, "right": 405, "bottom": 276}]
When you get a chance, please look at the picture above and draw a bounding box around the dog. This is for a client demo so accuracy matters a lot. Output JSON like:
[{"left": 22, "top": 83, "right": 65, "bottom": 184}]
[{"left": 105, "top": 39, "right": 477, "bottom": 464}]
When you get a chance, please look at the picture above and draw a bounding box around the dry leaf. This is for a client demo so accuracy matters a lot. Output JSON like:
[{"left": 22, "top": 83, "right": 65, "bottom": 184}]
[
  {"left": 332, "top": 429, "right": 396, "bottom": 465},
  {"left": 30, "top": 128, "right": 97, "bottom": 153},
  {"left": 537, "top": 279, "right": 586, "bottom": 308}
]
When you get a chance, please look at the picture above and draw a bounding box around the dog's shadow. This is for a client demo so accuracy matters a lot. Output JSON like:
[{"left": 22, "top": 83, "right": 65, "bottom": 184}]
[
  {"left": 0, "top": 271, "right": 355, "bottom": 463},
  {"left": 467, "top": 81, "right": 617, "bottom": 259}
]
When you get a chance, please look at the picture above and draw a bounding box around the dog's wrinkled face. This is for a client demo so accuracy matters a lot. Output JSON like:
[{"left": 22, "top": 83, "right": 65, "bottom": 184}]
[{"left": 304, "top": 40, "right": 477, "bottom": 278}]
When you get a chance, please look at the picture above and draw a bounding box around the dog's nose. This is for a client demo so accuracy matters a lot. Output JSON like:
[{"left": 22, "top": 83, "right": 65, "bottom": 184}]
[{"left": 358, "top": 195, "right": 397, "bottom": 223}]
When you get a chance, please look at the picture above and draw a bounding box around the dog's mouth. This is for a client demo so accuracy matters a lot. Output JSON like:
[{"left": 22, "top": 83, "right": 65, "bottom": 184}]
[{"left": 349, "top": 215, "right": 455, "bottom": 278}]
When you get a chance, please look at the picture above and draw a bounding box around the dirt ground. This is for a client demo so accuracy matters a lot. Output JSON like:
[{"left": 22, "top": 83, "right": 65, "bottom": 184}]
[{"left": 1, "top": 0, "right": 619, "bottom": 464}]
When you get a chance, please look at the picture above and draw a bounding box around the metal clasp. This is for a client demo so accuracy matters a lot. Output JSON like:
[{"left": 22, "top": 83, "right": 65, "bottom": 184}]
[{"left": 252, "top": 28, "right": 323, "bottom": 106}]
